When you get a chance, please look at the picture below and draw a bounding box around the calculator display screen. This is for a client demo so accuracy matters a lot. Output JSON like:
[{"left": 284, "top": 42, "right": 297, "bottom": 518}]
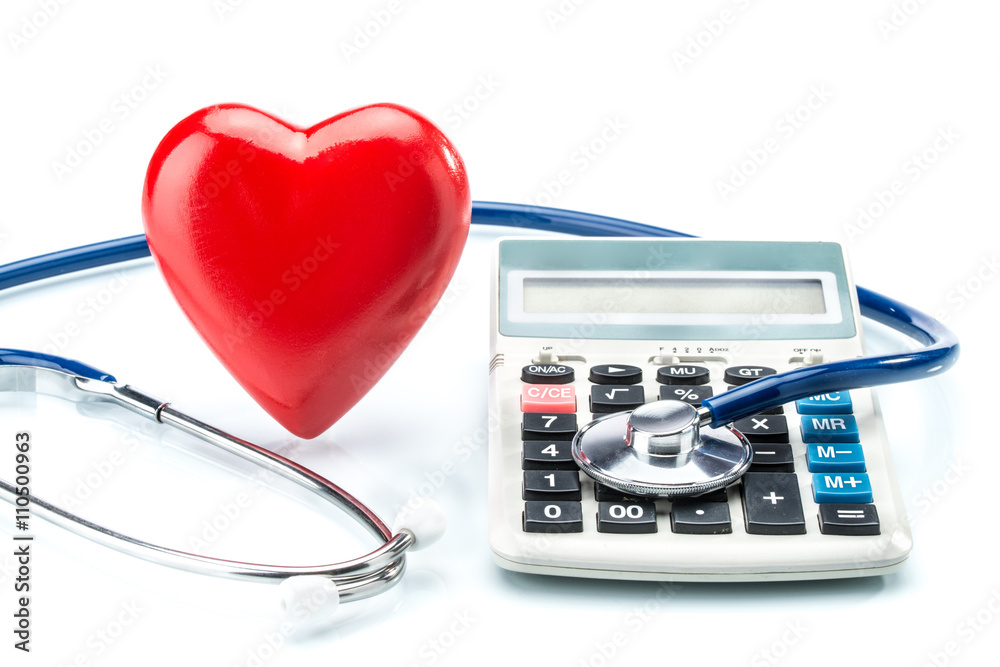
[
  {"left": 497, "top": 240, "right": 857, "bottom": 340},
  {"left": 506, "top": 270, "right": 844, "bottom": 328},
  {"left": 522, "top": 276, "right": 827, "bottom": 316}
]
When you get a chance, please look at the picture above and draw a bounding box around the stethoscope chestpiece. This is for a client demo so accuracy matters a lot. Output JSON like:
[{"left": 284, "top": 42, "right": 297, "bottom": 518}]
[{"left": 571, "top": 401, "right": 752, "bottom": 498}]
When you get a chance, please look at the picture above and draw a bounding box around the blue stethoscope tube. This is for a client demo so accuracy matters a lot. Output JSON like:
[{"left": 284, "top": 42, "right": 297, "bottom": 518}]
[{"left": 0, "top": 201, "right": 959, "bottom": 428}]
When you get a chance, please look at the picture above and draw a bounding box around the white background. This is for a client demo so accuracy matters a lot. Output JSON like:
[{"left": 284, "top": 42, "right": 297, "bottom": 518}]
[{"left": 1, "top": 1, "right": 998, "bottom": 666}]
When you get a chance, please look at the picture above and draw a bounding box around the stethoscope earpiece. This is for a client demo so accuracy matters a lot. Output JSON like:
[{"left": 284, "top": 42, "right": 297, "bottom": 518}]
[
  {"left": 392, "top": 498, "right": 448, "bottom": 551},
  {"left": 276, "top": 499, "right": 446, "bottom": 630}
]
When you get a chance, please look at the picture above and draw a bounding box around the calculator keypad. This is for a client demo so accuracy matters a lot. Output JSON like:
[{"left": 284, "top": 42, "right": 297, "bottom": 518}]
[{"left": 517, "top": 361, "right": 882, "bottom": 538}]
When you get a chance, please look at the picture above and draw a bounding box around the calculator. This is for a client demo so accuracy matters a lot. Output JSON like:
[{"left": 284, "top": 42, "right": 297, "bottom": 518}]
[{"left": 487, "top": 238, "right": 912, "bottom": 581}]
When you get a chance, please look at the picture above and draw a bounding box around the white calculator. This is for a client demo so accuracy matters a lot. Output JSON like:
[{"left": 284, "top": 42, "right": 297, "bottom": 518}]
[{"left": 487, "top": 238, "right": 912, "bottom": 581}]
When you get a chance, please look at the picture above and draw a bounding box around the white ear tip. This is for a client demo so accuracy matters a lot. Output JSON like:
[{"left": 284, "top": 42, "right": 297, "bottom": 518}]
[
  {"left": 392, "top": 498, "right": 447, "bottom": 551},
  {"left": 278, "top": 575, "right": 341, "bottom": 629}
]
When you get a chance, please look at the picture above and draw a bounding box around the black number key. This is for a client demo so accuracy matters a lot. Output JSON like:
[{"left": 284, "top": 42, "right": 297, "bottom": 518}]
[
  {"left": 522, "top": 413, "right": 577, "bottom": 441},
  {"left": 523, "top": 501, "right": 583, "bottom": 533},
  {"left": 523, "top": 470, "right": 582, "bottom": 501},
  {"left": 522, "top": 441, "right": 578, "bottom": 470},
  {"left": 741, "top": 472, "right": 806, "bottom": 535},
  {"left": 597, "top": 501, "right": 658, "bottom": 534}
]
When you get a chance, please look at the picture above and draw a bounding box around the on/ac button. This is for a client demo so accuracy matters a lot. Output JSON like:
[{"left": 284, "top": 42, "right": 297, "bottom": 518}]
[
  {"left": 521, "top": 385, "right": 577, "bottom": 413},
  {"left": 521, "top": 364, "right": 575, "bottom": 384}
]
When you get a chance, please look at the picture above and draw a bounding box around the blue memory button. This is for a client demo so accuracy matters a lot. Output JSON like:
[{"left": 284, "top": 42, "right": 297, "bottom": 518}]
[
  {"left": 796, "top": 391, "right": 853, "bottom": 415},
  {"left": 812, "top": 473, "right": 873, "bottom": 504},
  {"left": 800, "top": 415, "right": 860, "bottom": 443},
  {"left": 806, "top": 443, "right": 866, "bottom": 473}
]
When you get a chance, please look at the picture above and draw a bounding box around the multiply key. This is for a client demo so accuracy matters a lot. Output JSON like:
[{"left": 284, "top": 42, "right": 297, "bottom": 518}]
[{"left": 733, "top": 415, "right": 789, "bottom": 443}]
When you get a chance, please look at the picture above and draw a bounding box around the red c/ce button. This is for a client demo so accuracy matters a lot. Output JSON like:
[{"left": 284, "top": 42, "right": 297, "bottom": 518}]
[{"left": 520, "top": 384, "right": 577, "bottom": 413}]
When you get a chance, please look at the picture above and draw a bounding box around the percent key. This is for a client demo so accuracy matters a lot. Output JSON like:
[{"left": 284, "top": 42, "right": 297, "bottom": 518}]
[{"left": 659, "top": 385, "right": 714, "bottom": 407}]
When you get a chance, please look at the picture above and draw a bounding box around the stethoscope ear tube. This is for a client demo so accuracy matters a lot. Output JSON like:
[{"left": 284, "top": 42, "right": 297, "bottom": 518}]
[
  {"left": 0, "top": 364, "right": 418, "bottom": 606},
  {"left": 700, "top": 286, "right": 960, "bottom": 427}
]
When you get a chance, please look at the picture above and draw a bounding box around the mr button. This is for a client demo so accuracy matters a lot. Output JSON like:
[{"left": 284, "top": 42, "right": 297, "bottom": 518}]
[{"left": 800, "top": 415, "right": 860, "bottom": 443}]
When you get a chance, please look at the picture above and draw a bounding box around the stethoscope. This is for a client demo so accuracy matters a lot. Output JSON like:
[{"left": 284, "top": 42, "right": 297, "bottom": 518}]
[{"left": 0, "top": 201, "right": 959, "bottom": 625}]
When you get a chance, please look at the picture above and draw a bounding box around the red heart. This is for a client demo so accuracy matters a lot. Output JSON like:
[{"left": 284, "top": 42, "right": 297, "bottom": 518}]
[{"left": 141, "top": 104, "right": 470, "bottom": 438}]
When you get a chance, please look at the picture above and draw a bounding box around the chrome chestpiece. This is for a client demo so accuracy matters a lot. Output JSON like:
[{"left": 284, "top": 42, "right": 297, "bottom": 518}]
[{"left": 572, "top": 401, "right": 753, "bottom": 498}]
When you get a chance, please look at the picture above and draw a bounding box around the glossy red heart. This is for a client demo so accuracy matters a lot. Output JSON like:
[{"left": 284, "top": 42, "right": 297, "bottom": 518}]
[{"left": 142, "top": 104, "right": 470, "bottom": 438}]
